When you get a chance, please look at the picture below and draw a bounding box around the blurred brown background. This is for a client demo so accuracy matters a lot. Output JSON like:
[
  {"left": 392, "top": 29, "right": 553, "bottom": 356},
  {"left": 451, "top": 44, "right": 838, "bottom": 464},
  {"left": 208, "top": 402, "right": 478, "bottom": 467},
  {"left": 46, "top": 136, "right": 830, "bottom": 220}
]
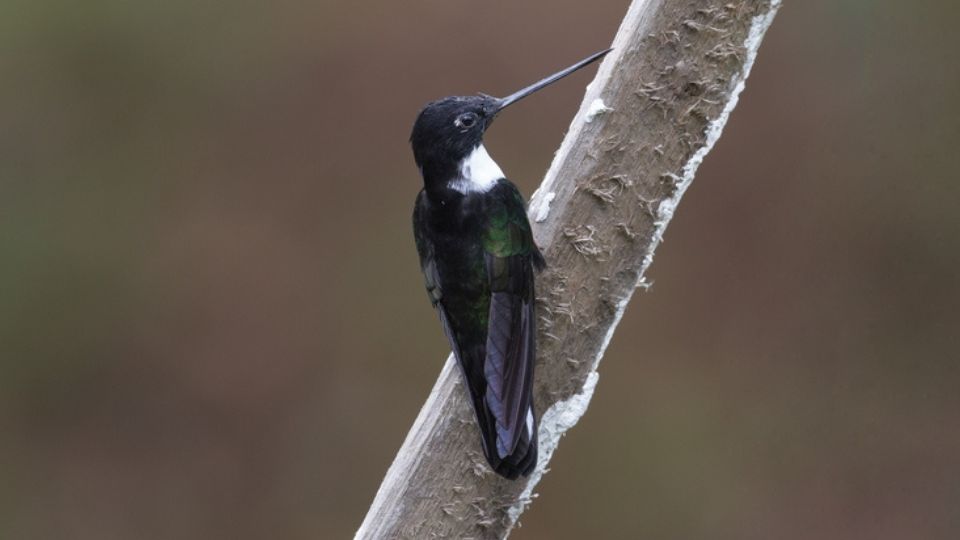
[{"left": 2, "top": 0, "right": 958, "bottom": 538}]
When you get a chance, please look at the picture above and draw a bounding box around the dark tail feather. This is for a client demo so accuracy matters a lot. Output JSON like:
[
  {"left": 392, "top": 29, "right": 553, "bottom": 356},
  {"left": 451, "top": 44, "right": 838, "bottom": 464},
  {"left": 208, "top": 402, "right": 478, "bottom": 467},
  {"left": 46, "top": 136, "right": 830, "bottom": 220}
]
[
  {"left": 470, "top": 385, "right": 537, "bottom": 479},
  {"left": 448, "top": 337, "right": 538, "bottom": 480},
  {"left": 487, "top": 408, "right": 537, "bottom": 479}
]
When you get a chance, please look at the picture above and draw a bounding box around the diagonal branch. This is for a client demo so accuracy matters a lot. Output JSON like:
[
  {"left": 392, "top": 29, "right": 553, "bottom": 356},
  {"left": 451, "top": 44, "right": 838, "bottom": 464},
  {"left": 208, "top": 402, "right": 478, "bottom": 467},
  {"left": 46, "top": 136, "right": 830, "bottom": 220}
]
[{"left": 357, "top": 0, "right": 782, "bottom": 537}]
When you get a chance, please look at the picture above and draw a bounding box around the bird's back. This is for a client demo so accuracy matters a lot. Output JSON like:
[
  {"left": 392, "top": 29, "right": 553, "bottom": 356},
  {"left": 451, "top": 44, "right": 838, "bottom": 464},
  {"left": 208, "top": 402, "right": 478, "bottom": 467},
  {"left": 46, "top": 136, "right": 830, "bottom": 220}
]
[{"left": 413, "top": 181, "right": 541, "bottom": 478}]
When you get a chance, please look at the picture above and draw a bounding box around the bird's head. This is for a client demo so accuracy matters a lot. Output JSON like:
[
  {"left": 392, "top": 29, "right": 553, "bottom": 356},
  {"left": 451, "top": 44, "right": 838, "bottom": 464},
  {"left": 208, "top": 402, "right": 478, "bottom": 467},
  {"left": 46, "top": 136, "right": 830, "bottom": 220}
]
[
  {"left": 410, "top": 48, "right": 611, "bottom": 188},
  {"left": 410, "top": 94, "right": 501, "bottom": 179}
]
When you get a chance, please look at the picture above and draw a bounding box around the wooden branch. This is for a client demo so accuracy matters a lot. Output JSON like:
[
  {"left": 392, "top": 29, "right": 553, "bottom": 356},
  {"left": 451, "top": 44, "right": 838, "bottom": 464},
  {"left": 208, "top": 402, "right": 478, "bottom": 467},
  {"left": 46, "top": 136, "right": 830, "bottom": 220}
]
[{"left": 357, "top": 0, "right": 781, "bottom": 537}]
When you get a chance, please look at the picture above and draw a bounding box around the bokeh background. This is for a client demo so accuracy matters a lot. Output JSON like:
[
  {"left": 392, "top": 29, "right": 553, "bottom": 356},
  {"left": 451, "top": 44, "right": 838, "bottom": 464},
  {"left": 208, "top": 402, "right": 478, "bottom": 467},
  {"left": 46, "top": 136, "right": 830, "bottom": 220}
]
[{"left": 2, "top": 0, "right": 958, "bottom": 538}]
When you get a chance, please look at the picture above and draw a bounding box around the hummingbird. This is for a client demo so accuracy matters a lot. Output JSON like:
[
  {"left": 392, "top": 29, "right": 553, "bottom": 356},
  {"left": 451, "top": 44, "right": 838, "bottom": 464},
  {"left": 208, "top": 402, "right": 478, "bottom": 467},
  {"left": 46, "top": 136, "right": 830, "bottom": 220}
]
[{"left": 410, "top": 49, "right": 610, "bottom": 479}]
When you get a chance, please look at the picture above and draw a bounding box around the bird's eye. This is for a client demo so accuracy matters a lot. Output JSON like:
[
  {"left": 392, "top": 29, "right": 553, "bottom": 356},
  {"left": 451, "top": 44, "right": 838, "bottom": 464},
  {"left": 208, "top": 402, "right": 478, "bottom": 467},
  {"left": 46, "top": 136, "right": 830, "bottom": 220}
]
[{"left": 455, "top": 112, "right": 478, "bottom": 129}]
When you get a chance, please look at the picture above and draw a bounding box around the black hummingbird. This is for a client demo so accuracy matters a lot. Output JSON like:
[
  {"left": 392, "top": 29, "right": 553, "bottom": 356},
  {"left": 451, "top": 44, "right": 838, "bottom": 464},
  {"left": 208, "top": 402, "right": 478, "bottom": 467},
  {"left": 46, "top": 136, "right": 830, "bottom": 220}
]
[{"left": 410, "top": 49, "right": 610, "bottom": 479}]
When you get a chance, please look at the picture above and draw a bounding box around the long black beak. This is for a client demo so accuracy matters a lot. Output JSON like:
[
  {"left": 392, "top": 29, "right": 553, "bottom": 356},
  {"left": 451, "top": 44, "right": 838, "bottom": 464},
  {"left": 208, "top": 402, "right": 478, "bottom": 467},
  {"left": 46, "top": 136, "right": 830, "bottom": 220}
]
[{"left": 494, "top": 48, "right": 612, "bottom": 112}]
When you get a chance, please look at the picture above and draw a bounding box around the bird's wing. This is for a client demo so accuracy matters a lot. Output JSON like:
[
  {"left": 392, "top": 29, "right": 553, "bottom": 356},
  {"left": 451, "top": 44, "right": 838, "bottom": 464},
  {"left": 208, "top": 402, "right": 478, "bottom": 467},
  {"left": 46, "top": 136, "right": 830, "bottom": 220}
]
[
  {"left": 413, "top": 190, "right": 443, "bottom": 307},
  {"left": 481, "top": 180, "right": 545, "bottom": 461}
]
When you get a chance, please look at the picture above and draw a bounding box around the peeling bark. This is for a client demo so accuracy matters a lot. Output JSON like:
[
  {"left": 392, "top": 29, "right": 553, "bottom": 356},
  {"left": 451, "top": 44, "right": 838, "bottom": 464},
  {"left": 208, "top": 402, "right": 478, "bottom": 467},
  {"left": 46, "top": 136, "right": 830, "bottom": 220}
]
[{"left": 357, "top": 1, "right": 782, "bottom": 538}]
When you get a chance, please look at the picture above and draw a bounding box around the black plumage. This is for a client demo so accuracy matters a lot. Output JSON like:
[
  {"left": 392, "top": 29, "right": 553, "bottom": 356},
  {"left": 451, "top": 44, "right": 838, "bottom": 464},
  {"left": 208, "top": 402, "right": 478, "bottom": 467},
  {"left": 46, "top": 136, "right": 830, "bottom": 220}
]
[{"left": 409, "top": 49, "right": 609, "bottom": 479}]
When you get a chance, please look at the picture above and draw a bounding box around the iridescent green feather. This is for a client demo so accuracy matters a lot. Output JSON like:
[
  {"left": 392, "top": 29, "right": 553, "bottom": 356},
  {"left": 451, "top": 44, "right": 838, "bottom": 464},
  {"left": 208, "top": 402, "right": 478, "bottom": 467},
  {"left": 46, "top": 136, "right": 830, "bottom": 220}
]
[{"left": 482, "top": 190, "right": 532, "bottom": 258}]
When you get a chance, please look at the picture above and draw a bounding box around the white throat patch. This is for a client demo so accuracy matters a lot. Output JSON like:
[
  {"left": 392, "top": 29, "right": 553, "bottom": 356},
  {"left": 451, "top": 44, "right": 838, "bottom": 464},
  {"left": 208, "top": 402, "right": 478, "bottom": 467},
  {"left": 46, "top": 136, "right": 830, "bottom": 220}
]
[{"left": 448, "top": 145, "right": 504, "bottom": 194}]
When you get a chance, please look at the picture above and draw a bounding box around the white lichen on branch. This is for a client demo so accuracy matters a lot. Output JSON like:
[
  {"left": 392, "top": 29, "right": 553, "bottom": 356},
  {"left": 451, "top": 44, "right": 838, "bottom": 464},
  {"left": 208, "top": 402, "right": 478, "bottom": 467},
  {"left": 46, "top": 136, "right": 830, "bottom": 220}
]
[
  {"left": 585, "top": 98, "right": 614, "bottom": 123},
  {"left": 532, "top": 191, "right": 556, "bottom": 222},
  {"left": 507, "top": 371, "right": 600, "bottom": 522},
  {"left": 651, "top": 0, "right": 782, "bottom": 251}
]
